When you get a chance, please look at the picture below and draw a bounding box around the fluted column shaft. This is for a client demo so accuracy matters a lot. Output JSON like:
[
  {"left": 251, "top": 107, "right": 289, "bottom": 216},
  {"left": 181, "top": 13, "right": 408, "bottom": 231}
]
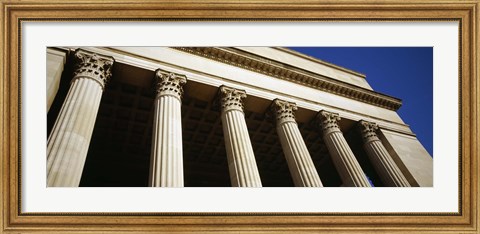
[
  {"left": 318, "top": 110, "right": 371, "bottom": 187},
  {"left": 149, "top": 70, "right": 187, "bottom": 187},
  {"left": 219, "top": 86, "right": 262, "bottom": 187},
  {"left": 358, "top": 120, "right": 410, "bottom": 187},
  {"left": 47, "top": 49, "right": 114, "bottom": 187},
  {"left": 272, "top": 99, "right": 323, "bottom": 187}
]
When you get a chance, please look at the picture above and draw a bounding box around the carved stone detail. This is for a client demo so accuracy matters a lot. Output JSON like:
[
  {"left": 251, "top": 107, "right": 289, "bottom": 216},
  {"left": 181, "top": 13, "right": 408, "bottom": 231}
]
[
  {"left": 358, "top": 120, "right": 380, "bottom": 144},
  {"left": 317, "top": 110, "right": 342, "bottom": 136},
  {"left": 72, "top": 49, "right": 114, "bottom": 90},
  {"left": 271, "top": 99, "right": 297, "bottom": 125},
  {"left": 176, "top": 47, "right": 402, "bottom": 111},
  {"left": 154, "top": 69, "right": 187, "bottom": 100},
  {"left": 218, "top": 86, "right": 247, "bottom": 112}
]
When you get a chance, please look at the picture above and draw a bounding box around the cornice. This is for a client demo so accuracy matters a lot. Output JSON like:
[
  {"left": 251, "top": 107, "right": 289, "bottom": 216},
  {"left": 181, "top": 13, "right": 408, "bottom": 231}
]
[
  {"left": 175, "top": 47, "right": 402, "bottom": 111},
  {"left": 273, "top": 47, "right": 367, "bottom": 79}
]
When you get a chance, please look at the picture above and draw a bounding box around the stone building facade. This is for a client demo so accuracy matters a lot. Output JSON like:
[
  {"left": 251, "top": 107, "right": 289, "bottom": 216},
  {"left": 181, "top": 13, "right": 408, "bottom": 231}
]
[{"left": 46, "top": 47, "right": 433, "bottom": 187}]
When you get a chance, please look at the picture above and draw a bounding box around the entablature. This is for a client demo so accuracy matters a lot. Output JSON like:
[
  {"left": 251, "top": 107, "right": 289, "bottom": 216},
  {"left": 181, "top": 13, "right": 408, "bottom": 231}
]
[{"left": 175, "top": 47, "right": 402, "bottom": 111}]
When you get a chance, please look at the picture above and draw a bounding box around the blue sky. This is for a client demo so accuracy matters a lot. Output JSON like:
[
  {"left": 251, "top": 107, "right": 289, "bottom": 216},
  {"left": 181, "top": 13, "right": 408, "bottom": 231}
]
[{"left": 289, "top": 47, "right": 433, "bottom": 156}]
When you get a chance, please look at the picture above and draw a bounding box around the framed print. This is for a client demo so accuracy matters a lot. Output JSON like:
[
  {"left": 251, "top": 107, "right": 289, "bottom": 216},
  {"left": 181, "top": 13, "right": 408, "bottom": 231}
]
[{"left": 1, "top": 0, "right": 478, "bottom": 233}]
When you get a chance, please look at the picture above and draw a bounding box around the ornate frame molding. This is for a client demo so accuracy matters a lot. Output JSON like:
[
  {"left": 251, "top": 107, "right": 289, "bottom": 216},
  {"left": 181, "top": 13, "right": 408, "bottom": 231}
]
[{"left": 1, "top": 0, "right": 478, "bottom": 233}]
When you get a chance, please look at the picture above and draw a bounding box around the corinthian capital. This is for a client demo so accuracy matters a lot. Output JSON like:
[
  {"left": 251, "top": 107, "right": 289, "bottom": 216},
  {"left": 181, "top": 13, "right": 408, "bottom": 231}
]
[
  {"left": 358, "top": 120, "right": 380, "bottom": 143},
  {"left": 218, "top": 86, "right": 247, "bottom": 113},
  {"left": 317, "top": 110, "right": 341, "bottom": 136},
  {"left": 270, "top": 99, "right": 297, "bottom": 125},
  {"left": 72, "top": 49, "right": 114, "bottom": 89},
  {"left": 154, "top": 69, "right": 187, "bottom": 100}
]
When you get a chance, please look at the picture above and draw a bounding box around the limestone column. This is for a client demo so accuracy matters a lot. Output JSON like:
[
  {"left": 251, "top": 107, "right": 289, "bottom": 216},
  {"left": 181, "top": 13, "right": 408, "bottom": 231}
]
[
  {"left": 47, "top": 48, "right": 67, "bottom": 112},
  {"left": 47, "top": 49, "right": 114, "bottom": 187},
  {"left": 219, "top": 86, "right": 262, "bottom": 187},
  {"left": 149, "top": 69, "right": 187, "bottom": 187},
  {"left": 317, "top": 110, "right": 371, "bottom": 187},
  {"left": 271, "top": 99, "right": 323, "bottom": 187},
  {"left": 358, "top": 120, "right": 411, "bottom": 187}
]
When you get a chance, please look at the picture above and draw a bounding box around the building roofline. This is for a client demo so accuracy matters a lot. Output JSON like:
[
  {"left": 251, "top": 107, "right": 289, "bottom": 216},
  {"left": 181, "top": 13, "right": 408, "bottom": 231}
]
[{"left": 274, "top": 47, "right": 367, "bottom": 79}]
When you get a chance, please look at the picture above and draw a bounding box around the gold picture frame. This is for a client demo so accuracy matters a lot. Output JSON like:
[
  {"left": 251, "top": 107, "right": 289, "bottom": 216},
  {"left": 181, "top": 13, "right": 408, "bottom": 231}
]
[{"left": 1, "top": 0, "right": 478, "bottom": 233}]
